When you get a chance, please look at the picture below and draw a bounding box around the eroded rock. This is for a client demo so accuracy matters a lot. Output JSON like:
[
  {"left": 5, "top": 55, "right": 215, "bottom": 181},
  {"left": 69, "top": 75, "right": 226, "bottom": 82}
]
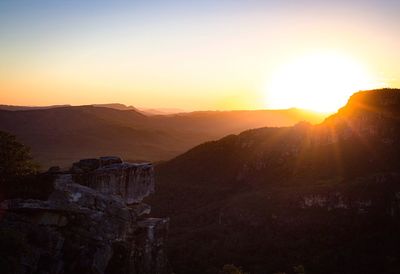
[
  {"left": 72, "top": 161, "right": 155, "bottom": 204},
  {"left": 0, "top": 157, "right": 169, "bottom": 274}
]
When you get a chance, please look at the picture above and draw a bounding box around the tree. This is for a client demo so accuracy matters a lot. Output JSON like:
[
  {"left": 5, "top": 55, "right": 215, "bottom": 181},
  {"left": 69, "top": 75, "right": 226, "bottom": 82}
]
[
  {"left": 0, "top": 131, "right": 56, "bottom": 200},
  {"left": 0, "top": 131, "right": 37, "bottom": 184}
]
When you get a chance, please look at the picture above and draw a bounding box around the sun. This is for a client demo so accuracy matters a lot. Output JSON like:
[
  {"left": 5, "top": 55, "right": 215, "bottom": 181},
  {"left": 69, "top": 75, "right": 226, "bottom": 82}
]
[{"left": 265, "top": 51, "right": 380, "bottom": 113}]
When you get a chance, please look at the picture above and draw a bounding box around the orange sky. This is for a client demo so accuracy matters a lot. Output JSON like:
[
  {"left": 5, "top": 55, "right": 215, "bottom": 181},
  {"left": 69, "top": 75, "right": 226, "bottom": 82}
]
[{"left": 0, "top": 1, "right": 398, "bottom": 111}]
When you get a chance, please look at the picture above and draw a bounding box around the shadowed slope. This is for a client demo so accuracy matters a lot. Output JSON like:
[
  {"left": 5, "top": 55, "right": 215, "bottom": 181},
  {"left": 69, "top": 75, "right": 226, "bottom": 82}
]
[{"left": 150, "top": 88, "right": 400, "bottom": 274}]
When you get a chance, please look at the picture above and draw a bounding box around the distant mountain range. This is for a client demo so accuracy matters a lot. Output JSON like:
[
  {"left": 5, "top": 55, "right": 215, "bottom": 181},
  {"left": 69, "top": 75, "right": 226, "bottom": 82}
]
[
  {"left": 0, "top": 104, "right": 72, "bottom": 111},
  {"left": 150, "top": 88, "right": 400, "bottom": 274},
  {"left": 0, "top": 103, "right": 181, "bottom": 116},
  {"left": 0, "top": 104, "right": 325, "bottom": 168}
]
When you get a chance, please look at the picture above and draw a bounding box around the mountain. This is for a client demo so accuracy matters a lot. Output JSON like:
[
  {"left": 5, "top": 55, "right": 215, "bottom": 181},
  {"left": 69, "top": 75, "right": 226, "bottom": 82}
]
[
  {"left": 150, "top": 88, "right": 400, "bottom": 274},
  {"left": 0, "top": 103, "right": 140, "bottom": 113},
  {"left": 91, "top": 103, "right": 139, "bottom": 111},
  {"left": 137, "top": 107, "right": 186, "bottom": 115},
  {"left": 0, "top": 106, "right": 325, "bottom": 168},
  {"left": 0, "top": 104, "right": 71, "bottom": 111}
]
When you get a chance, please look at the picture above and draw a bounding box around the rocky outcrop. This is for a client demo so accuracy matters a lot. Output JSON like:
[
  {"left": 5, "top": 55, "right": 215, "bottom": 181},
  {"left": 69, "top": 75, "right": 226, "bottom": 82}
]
[
  {"left": 0, "top": 157, "right": 169, "bottom": 274},
  {"left": 72, "top": 158, "right": 155, "bottom": 204}
]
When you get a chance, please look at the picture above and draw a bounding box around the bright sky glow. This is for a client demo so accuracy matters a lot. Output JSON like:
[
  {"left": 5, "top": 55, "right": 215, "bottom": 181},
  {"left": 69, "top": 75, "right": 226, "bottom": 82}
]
[
  {"left": 0, "top": 1, "right": 398, "bottom": 111},
  {"left": 265, "top": 51, "right": 382, "bottom": 112}
]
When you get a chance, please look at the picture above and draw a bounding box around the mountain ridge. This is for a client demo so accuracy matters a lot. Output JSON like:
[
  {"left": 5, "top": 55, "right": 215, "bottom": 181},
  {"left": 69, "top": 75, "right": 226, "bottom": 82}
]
[
  {"left": 0, "top": 105, "right": 325, "bottom": 168},
  {"left": 150, "top": 88, "right": 400, "bottom": 274}
]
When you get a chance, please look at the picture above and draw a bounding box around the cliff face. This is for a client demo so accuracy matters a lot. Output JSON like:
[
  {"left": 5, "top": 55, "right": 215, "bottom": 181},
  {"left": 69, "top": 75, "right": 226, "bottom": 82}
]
[
  {"left": 71, "top": 157, "right": 155, "bottom": 204},
  {"left": 0, "top": 157, "right": 169, "bottom": 274}
]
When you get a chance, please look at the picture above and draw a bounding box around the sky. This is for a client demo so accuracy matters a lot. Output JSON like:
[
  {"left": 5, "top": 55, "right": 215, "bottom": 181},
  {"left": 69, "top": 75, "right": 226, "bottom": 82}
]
[{"left": 0, "top": 0, "right": 399, "bottom": 111}]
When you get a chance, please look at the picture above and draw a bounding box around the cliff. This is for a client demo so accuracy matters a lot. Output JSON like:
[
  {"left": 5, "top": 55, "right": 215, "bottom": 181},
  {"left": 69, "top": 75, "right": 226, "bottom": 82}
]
[{"left": 0, "top": 157, "right": 169, "bottom": 274}]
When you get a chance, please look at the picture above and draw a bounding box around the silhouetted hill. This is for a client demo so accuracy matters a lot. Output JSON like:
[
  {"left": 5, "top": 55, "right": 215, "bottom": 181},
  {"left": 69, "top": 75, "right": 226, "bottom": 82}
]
[
  {"left": 138, "top": 107, "right": 185, "bottom": 115},
  {"left": 0, "top": 104, "right": 71, "bottom": 111},
  {"left": 0, "top": 103, "right": 142, "bottom": 113},
  {"left": 0, "top": 105, "right": 324, "bottom": 168},
  {"left": 150, "top": 88, "right": 400, "bottom": 274},
  {"left": 0, "top": 106, "right": 165, "bottom": 167},
  {"left": 157, "top": 89, "right": 400, "bottom": 186},
  {"left": 0, "top": 103, "right": 181, "bottom": 115},
  {"left": 91, "top": 103, "right": 140, "bottom": 111}
]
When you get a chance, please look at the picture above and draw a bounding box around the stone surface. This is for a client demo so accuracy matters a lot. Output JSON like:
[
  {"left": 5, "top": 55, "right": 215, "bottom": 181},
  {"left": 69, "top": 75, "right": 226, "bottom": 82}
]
[
  {"left": 72, "top": 158, "right": 101, "bottom": 172},
  {"left": 135, "top": 218, "right": 170, "bottom": 274},
  {"left": 73, "top": 161, "right": 155, "bottom": 204},
  {"left": 100, "top": 156, "right": 123, "bottom": 167},
  {"left": 0, "top": 158, "right": 169, "bottom": 274}
]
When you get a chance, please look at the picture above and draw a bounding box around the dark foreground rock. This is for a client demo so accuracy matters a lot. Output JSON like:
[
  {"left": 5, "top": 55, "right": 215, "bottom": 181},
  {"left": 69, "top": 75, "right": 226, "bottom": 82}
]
[{"left": 0, "top": 157, "right": 170, "bottom": 274}]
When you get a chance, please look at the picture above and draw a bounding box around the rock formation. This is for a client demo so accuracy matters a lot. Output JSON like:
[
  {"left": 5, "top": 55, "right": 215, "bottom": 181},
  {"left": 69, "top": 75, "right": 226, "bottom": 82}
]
[{"left": 0, "top": 157, "right": 169, "bottom": 274}]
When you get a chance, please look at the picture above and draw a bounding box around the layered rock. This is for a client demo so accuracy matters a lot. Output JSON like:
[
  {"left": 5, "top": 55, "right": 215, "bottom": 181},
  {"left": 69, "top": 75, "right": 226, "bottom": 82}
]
[
  {"left": 0, "top": 157, "right": 169, "bottom": 274},
  {"left": 72, "top": 158, "right": 155, "bottom": 204}
]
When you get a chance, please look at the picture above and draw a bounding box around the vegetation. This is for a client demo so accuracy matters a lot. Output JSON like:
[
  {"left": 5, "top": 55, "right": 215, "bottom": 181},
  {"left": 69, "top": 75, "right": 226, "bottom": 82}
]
[
  {"left": 1, "top": 89, "right": 400, "bottom": 273},
  {"left": 0, "top": 130, "right": 53, "bottom": 200},
  {"left": 0, "top": 130, "right": 37, "bottom": 182},
  {"left": 150, "top": 89, "right": 400, "bottom": 274}
]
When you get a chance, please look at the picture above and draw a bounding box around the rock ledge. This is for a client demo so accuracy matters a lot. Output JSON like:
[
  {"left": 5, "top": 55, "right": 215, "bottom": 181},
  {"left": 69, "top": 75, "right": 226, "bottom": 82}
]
[{"left": 0, "top": 157, "right": 169, "bottom": 274}]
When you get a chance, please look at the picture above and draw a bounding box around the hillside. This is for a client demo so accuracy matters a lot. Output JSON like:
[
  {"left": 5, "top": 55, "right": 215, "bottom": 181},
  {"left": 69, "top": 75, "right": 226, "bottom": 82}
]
[
  {"left": 150, "top": 88, "right": 400, "bottom": 274},
  {"left": 0, "top": 106, "right": 324, "bottom": 168}
]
